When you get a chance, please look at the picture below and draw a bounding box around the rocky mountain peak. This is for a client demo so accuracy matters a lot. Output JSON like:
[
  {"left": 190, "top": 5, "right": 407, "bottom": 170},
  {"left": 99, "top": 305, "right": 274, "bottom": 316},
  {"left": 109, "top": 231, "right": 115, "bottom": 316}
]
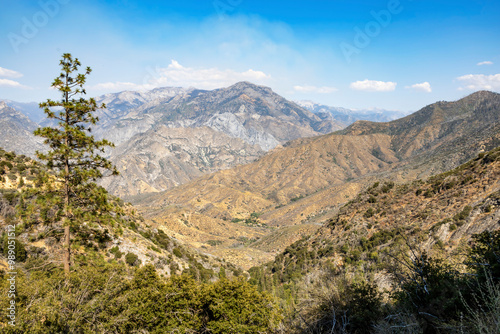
[
  {"left": 0, "top": 100, "right": 7, "bottom": 109},
  {"left": 218, "top": 81, "right": 275, "bottom": 99},
  {"left": 460, "top": 90, "right": 500, "bottom": 101},
  {"left": 228, "top": 81, "right": 269, "bottom": 91}
]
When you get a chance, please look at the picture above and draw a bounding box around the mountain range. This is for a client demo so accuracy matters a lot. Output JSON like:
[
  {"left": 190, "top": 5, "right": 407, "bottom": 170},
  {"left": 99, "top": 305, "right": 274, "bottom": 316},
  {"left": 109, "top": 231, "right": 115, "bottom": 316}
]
[
  {"left": 133, "top": 90, "right": 500, "bottom": 268},
  {"left": 297, "top": 100, "right": 409, "bottom": 126},
  {"left": 2, "top": 84, "right": 500, "bottom": 269},
  {"left": 2, "top": 82, "right": 345, "bottom": 197}
]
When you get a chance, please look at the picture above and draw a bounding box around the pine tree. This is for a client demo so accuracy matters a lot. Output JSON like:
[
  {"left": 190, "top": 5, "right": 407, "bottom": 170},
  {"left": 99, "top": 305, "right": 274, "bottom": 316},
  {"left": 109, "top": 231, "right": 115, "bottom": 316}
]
[{"left": 34, "top": 53, "right": 118, "bottom": 274}]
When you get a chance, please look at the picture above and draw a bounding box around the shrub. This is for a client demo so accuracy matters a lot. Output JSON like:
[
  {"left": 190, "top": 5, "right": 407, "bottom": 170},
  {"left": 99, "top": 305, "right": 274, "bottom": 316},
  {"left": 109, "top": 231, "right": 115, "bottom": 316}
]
[
  {"left": 454, "top": 205, "right": 472, "bottom": 222},
  {"left": 125, "top": 252, "right": 140, "bottom": 266},
  {"left": 172, "top": 247, "right": 183, "bottom": 258},
  {"left": 364, "top": 208, "right": 375, "bottom": 218},
  {"left": 2, "top": 238, "right": 27, "bottom": 262}
]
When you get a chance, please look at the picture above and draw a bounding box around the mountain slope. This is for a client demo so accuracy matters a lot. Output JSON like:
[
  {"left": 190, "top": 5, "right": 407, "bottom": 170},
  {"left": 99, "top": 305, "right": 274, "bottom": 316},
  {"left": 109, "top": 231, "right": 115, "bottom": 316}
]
[
  {"left": 101, "top": 126, "right": 264, "bottom": 197},
  {"left": 342, "top": 91, "right": 500, "bottom": 159},
  {"left": 0, "top": 149, "right": 242, "bottom": 280},
  {"left": 248, "top": 146, "right": 500, "bottom": 334},
  {"left": 0, "top": 102, "right": 44, "bottom": 156},
  {"left": 257, "top": 145, "right": 500, "bottom": 287}
]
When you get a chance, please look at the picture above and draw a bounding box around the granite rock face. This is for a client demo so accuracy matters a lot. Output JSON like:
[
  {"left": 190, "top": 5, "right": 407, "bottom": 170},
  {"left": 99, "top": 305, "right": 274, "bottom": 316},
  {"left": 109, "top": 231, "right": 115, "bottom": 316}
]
[{"left": 101, "top": 126, "right": 264, "bottom": 197}]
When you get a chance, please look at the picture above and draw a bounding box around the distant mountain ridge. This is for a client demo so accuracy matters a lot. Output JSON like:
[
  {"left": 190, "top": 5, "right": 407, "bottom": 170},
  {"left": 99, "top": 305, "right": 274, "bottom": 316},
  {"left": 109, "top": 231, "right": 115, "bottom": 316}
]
[
  {"left": 92, "top": 82, "right": 343, "bottom": 151},
  {"left": 297, "top": 100, "right": 408, "bottom": 126}
]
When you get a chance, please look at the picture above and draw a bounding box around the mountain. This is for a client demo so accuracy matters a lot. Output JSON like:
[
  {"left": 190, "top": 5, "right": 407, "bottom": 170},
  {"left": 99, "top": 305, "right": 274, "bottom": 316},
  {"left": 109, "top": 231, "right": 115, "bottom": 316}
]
[
  {"left": 1, "top": 100, "right": 45, "bottom": 123},
  {"left": 297, "top": 100, "right": 408, "bottom": 126},
  {"left": 0, "top": 101, "right": 44, "bottom": 156},
  {"left": 88, "top": 87, "right": 192, "bottom": 146},
  {"left": 94, "top": 82, "right": 344, "bottom": 197},
  {"left": 134, "top": 91, "right": 500, "bottom": 268},
  {"left": 91, "top": 82, "right": 343, "bottom": 151},
  {"left": 2, "top": 83, "right": 343, "bottom": 197},
  {"left": 340, "top": 90, "right": 500, "bottom": 173}
]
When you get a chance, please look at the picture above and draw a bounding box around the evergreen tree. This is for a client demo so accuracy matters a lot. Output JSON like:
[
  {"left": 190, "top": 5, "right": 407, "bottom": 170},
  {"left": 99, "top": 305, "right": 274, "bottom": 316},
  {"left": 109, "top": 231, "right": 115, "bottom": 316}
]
[{"left": 33, "top": 53, "right": 118, "bottom": 274}]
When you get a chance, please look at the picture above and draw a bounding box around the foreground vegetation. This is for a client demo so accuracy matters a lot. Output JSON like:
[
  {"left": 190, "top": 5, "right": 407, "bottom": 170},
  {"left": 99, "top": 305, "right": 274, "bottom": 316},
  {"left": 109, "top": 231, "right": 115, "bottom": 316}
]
[{"left": 0, "top": 256, "right": 281, "bottom": 333}]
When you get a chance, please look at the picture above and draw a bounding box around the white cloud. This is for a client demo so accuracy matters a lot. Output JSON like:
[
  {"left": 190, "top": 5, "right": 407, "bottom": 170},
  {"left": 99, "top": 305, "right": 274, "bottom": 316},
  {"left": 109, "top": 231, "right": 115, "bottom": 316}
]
[
  {"left": 91, "top": 60, "right": 271, "bottom": 92},
  {"left": 406, "top": 82, "right": 432, "bottom": 93},
  {"left": 91, "top": 81, "right": 153, "bottom": 92},
  {"left": 0, "top": 67, "right": 23, "bottom": 79},
  {"left": 457, "top": 73, "right": 500, "bottom": 91},
  {"left": 350, "top": 79, "right": 397, "bottom": 92},
  {"left": 477, "top": 61, "right": 493, "bottom": 66},
  {"left": 0, "top": 78, "right": 30, "bottom": 89},
  {"left": 293, "top": 85, "right": 338, "bottom": 94}
]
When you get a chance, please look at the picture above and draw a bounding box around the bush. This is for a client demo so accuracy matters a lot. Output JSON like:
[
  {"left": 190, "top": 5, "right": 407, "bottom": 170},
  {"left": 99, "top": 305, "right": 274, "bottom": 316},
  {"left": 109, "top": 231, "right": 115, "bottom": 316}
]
[
  {"left": 109, "top": 246, "right": 123, "bottom": 259},
  {"left": 392, "top": 253, "right": 465, "bottom": 331},
  {"left": 2, "top": 238, "right": 27, "bottom": 262},
  {"left": 172, "top": 247, "right": 183, "bottom": 258},
  {"left": 454, "top": 205, "right": 472, "bottom": 222},
  {"left": 207, "top": 240, "right": 223, "bottom": 247},
  {"left": 381, "top": 182, "right": 394, "bottom": 193},
  {"left": 125, "top": 252, "right": 140, "bottom": 266},
  {"left": 200, "top": 278, "right": 282, "bottom": 333},
  {"left": 364, "top": 208, "right": 375, "bottom": 218}
]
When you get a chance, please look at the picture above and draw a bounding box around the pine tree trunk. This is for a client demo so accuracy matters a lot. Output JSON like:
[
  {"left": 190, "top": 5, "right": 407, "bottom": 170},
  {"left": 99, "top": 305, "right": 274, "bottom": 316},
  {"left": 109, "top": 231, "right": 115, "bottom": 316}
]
[
  {"left": 63, "top": 224, "right": 70, "bottom": 274},
  {"left": 63, "top": 151, "right": 71, "bottom": 275},
  {"left": 63, "top": 76, "right": 71, "bottom": 275}
]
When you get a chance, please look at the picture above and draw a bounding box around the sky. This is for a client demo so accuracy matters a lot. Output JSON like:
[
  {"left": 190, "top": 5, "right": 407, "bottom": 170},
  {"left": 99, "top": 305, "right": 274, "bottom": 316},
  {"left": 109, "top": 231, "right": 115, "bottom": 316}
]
[{"left": 0, "top": 0, "right": 499, "bottom": 112}]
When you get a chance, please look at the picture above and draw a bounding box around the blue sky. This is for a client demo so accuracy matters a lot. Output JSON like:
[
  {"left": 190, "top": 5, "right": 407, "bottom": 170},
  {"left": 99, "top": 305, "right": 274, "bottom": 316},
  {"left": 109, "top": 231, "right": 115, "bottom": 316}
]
[{"left": 0, "top": 0, "right": 499, "bottom": 111}]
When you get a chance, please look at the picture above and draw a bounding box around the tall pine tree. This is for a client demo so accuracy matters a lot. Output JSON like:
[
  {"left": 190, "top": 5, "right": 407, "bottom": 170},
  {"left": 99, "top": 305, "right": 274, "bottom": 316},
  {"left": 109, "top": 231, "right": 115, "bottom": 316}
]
[{"left": 34, "top": 53, "right": 119, "bottom": 274}]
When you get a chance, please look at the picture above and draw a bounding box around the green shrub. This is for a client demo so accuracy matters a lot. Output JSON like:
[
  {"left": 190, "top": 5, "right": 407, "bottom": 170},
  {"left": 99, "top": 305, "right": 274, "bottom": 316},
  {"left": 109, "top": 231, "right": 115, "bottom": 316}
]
[
  {"left": 3, "top": 238, "right": 27, "bottom": 262},
  {"left": 381, "top": 182, "right": 394, "bottom": 193},
  {"left": 454, "top": 205, "right": 472, "bottom": 221},
  {"left": 125, "top": 252, "right": 140, "bottom": 266},
  {"left": 172, "top": 247, "right": 183, "bottom": 258},
  {"left": 364, "top": 208, "right": 375, "bottom": 218}
]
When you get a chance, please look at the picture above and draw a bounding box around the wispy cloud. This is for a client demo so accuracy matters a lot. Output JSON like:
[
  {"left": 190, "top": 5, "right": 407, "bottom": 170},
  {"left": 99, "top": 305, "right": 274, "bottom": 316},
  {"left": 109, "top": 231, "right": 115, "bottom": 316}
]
[
  {"left": 293, "top": 85, "right": 338, "bottom": 94},
  {"left": 0, "top": 67, "right": 23, "bottom": 78},
  {"left": 0, "top": 78, "right": 30, "bottom": 89},
  {"left": 477, "top": 61, "right": 493, "bottom": 66},
  {"left": 91, "top": 81, "right": 152, "bottom": 92},
  {"left": 91, "top": 60, "right": 271, "bottom": 92},
  {"left": 350, "top": 79, "right": 397, "bottom": 92},
  {"left": 457, "top": 74, "right": 500, "bottom": 91},
  {"left": 406, "top": 82, "right": 432, "bottom": 93}
]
